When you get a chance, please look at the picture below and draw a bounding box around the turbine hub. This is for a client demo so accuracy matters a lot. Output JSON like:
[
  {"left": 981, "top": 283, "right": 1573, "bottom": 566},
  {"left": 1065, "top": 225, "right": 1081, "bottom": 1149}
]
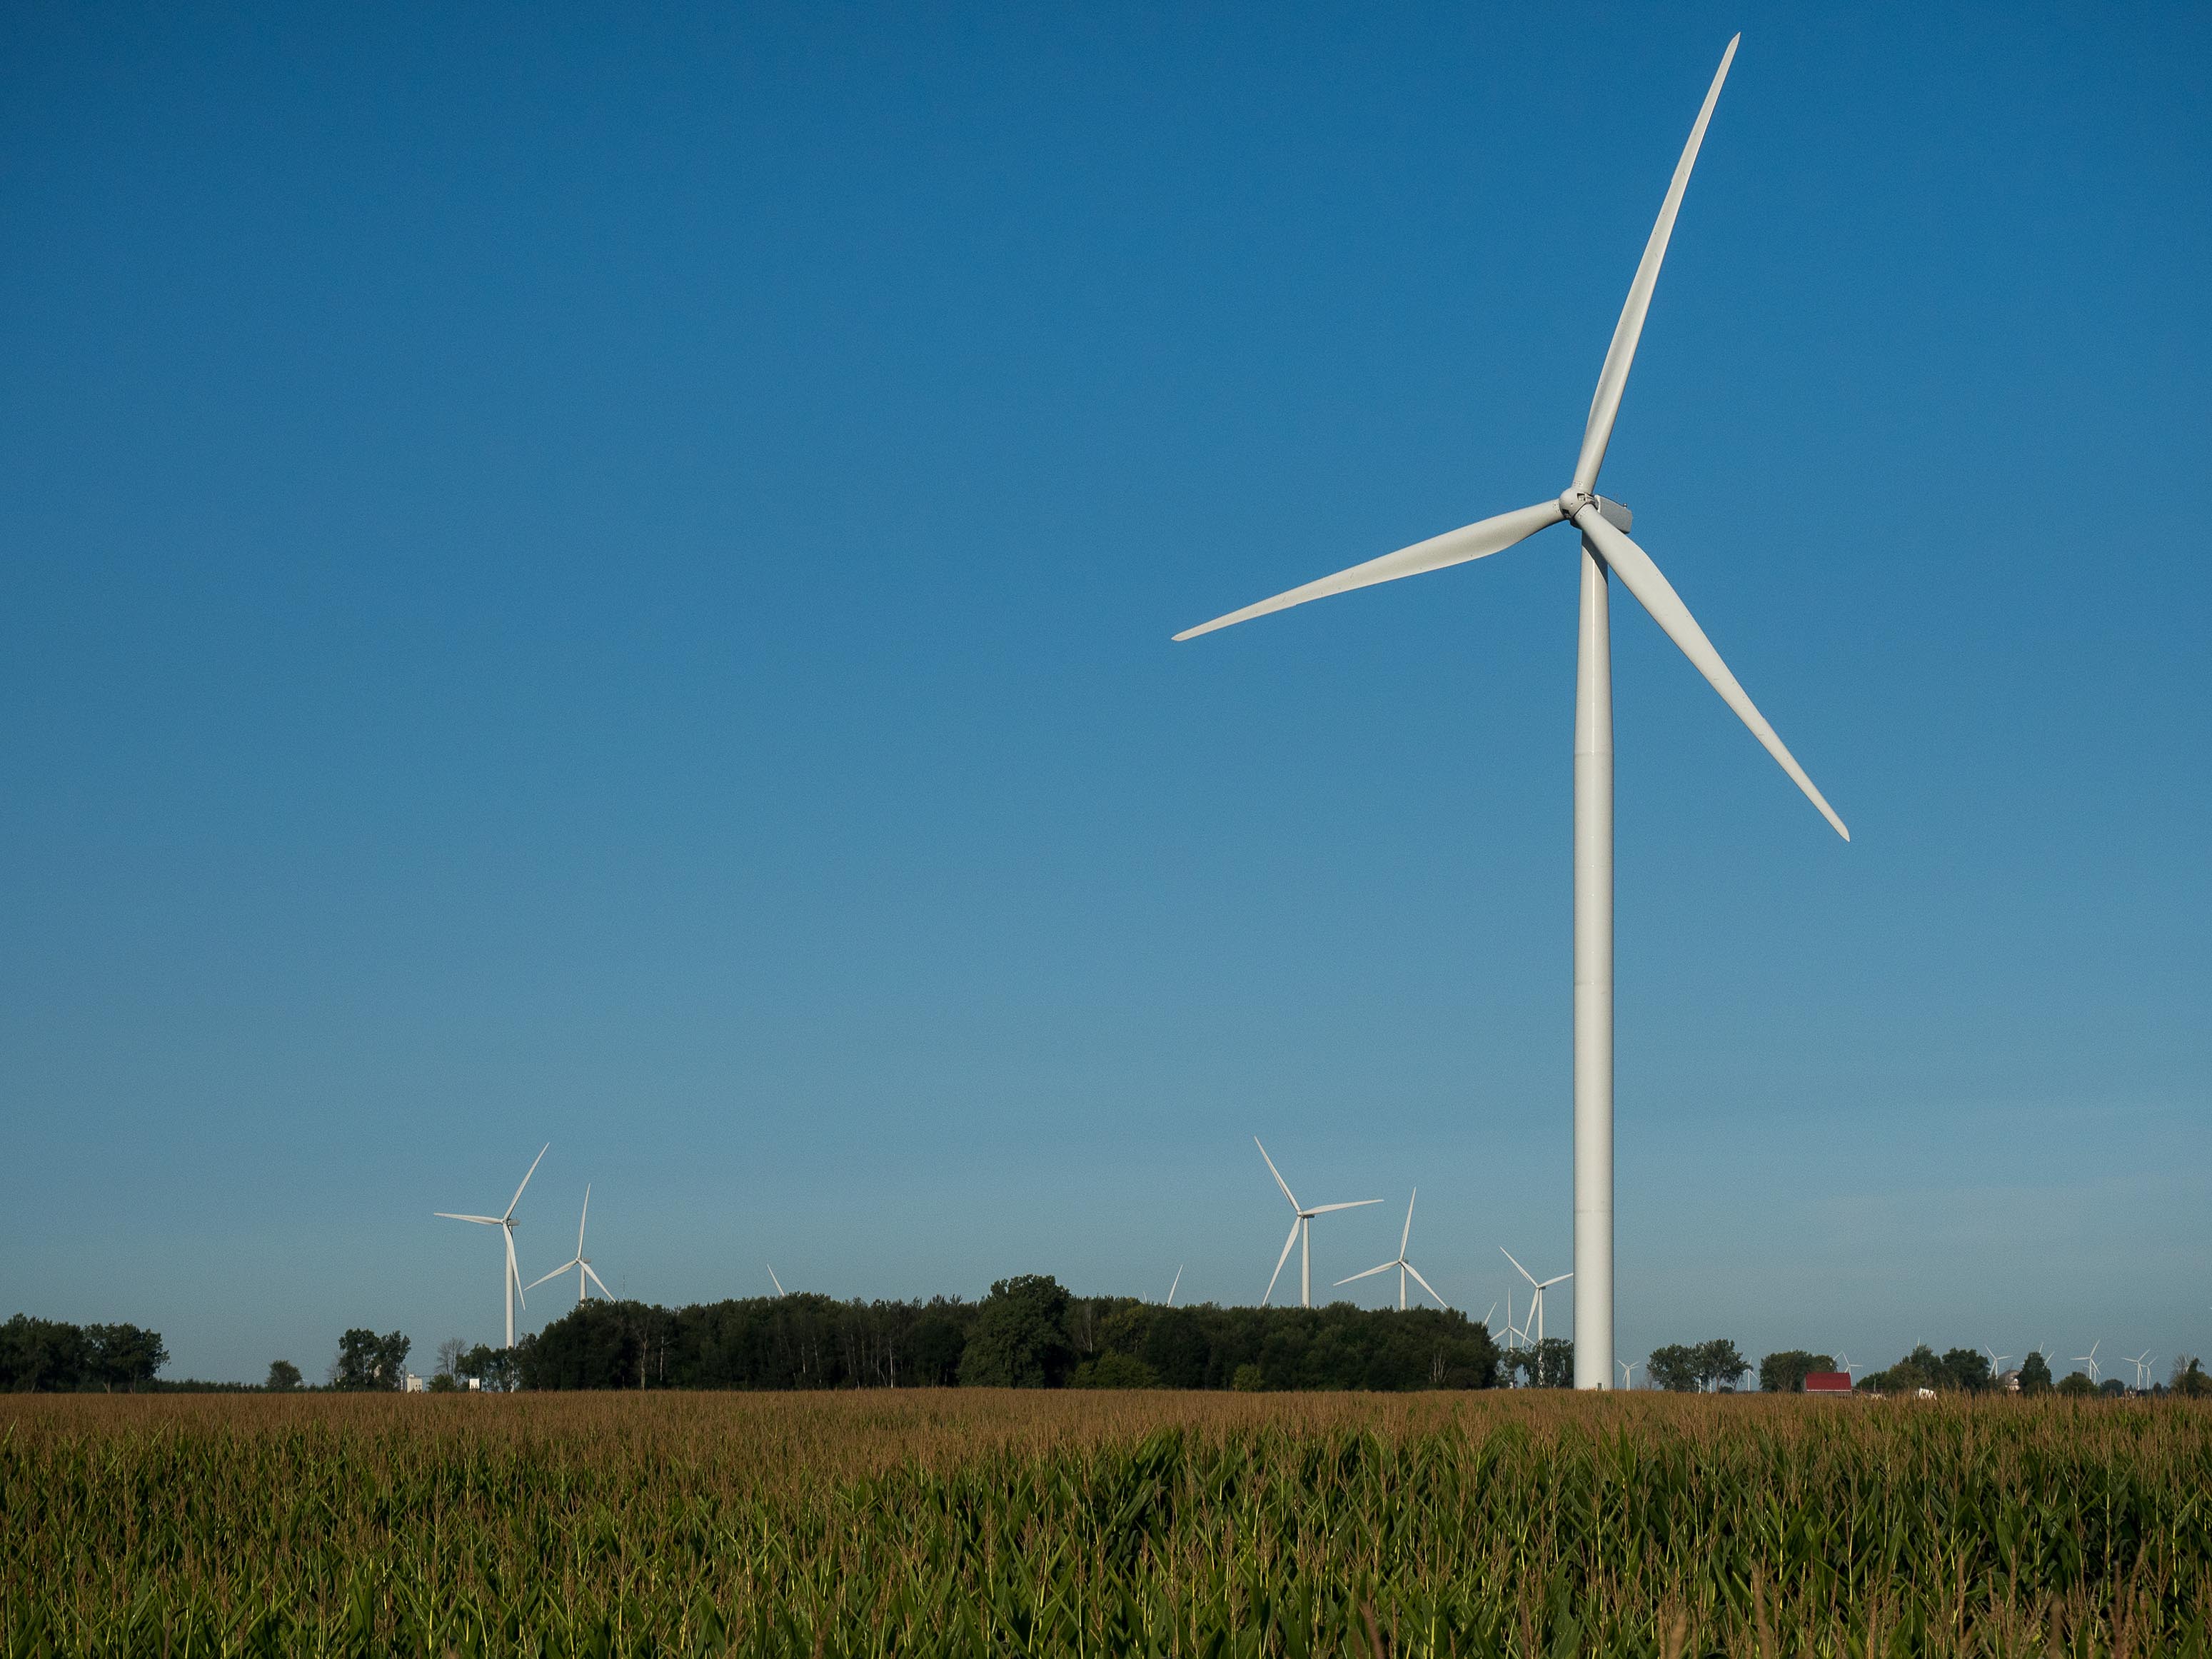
[{"left": 1558, "top": 488, "right": 1594, "bottom": 520}]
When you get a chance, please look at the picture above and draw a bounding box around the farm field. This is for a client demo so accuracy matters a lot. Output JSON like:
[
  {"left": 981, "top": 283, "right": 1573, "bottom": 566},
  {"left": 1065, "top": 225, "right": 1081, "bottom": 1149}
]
[{"left": 4, "top": 1390, "right": 2210, "bottom": 1658}]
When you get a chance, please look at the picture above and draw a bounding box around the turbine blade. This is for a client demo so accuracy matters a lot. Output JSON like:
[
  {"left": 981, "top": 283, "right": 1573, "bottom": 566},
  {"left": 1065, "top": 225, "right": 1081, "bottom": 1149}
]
[
  {"left": 1404, "top": 1263, "right": 1448, "bottom": 1309},
  {"left": 1175, "top": 501, "right": 1565, "bottom": 641},
  {"left": 1500, "top": 1246, "right": 1539, "bottom": 1288},
  {"left": 577, "top": 1185, "right": 590, "bottom": 1255},
  {"left": 584, "top": 1263, "right": 614, "bottom": 1299},
  {"left": 506, "top": 1231, "right": 526, "bottom": 1310},
  {"left": 1572, "top": 34, "right": 1740, "bottom": 494},
  {"left": 525, "top": 1262, "right": 572, "bottom": 1292},
  {"left": 1254, "top": 1138, "right": 1300, "bottom": 1212},
  {"left": 505, "top": 1143, "right": 550, "bottom": 1221},
  {"left": 1334, "top": 1262, "right": 1397, "bottom": 1285},
  {"left": 1308, "top": 1199, "right": 1383, "bottom": 1214},
  {"left": 1575, "top": 509, "right": 1849, "bottom": 841},
  {"left": 1263, "top": 1217, "right": 1300, "bottom": 1305},
  {"left": 436, "top": 1213, "right": 503, "bottom": 1226},
  {"left": 1399, "top": 1191, "right": 1416, "bottom": 1256}
]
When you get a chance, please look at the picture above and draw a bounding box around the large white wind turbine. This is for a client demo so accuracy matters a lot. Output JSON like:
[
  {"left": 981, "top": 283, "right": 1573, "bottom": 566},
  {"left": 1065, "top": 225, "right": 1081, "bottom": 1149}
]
[
  {"left": 1255, "top": 1138, "right": 1381, "bottom": 1308},
  {"left": 2075, "top": 1341, "right": 2102, "bottom": 1384},
  {"left": 436, "top": 1143, "right": 547, "bottom": 1348},
  {"left": 526, "top": 1186, "right": 613, "bottom": 1308},
  {"left": 1174, "top": 36, "right": 1847, "bottom": 1388},
  {"left": 1500, "top": 1248, "right": 1572, "bottom": 1346},
  {"left": 1336, "top": 1191, "right": 1447, "bottom": 1311}
]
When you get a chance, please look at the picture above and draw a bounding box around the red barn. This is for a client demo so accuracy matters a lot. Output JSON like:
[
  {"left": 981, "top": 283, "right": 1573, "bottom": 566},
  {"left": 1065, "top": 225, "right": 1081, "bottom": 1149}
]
[{"left": 1803, "top": 1371, "right": 1854, "bottom": 1395}]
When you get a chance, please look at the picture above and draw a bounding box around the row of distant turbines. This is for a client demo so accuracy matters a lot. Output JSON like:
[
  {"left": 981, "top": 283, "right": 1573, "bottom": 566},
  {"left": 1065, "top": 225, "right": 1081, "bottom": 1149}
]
[
  {"left": 1252, "top": 1138, "right": 1568, "bottom": 1350},
  {"left": 438, "top": 1143, "right": 2171, "bottom": 1389}
]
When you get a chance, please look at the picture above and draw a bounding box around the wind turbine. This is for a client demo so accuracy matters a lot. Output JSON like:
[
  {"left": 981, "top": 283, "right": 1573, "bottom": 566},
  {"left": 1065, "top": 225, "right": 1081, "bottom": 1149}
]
[
  {"left": 2128, "top": 1350, "right": 2153, "bottom": 1390},
  {"left": 526, "top": 1186, "right": 613, "bottom": 1307},
  {"left": 1172, "top": 36, "right": 1847, "bottom": 1390},
  {"left": 1167, "top": 1265, "right": 1183, "bottom": 1307},
  {"left": 1985, "top": 1345, "right": 2012, "bottom": 1379},
  {"left": 1255, "top": 1138, "right": 1381, "bottom": 1307},
  {"left": 1335, "top": 1191, "right": 1447, "bottom": 1310},
  {"left": 1501, "top": 1248, "right": 1573, "bottom": 1345},
  {"left": 2074, "top": 1341, "right": 2102, "bottom": 1384},
  {"left": 436, "top": 1143, "right": 547, "bottom": 1349},
  {"left": 1619, "top": 1357, "right": 1642, "bottom": 1390}
]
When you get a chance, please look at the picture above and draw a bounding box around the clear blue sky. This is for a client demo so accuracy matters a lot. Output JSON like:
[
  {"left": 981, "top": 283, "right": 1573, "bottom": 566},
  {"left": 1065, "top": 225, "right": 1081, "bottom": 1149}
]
[{"left": 4, "top": 4, "right": 2205, "bottom": 1384}]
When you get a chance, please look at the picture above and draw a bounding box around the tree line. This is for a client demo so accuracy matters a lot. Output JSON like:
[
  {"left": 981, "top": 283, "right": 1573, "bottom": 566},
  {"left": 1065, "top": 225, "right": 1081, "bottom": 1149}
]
[
  {"left": 514, "top": 1275, "right": 1503, "bottom": 1392},
  {"left": 0, "top": 1315, "right": 169, "bottom": 1392}
]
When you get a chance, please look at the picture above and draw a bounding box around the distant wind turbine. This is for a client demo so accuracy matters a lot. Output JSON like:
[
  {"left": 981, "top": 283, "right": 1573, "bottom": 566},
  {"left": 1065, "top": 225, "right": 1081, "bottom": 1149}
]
[
  {"left": 526, "top": 1186, "right": 612, "bottom": 1307},
  {"left": 436, "top": 1143, "right": 547, "bottom": 1349},
  {"left": 2128, "top": 1350, "right": 2154, "bottom": 1390},
  {"left": 1501, "top": 1248, "right": 1572, "bottom": 1346},
  {"left": 1173, "top": 36, "right": 1847, "bottom": 1389},
  {"left": 2074, "top": 1341, "right": 2102, "bottom": 1384},
  {"left": 1255, "top": 1138, "right": 1381, "bottom": 1308},
  {"left": 1618, "top": 1358, "right": 1641, "bottom": 1390},
  {"left": 1335, "top": 1191, "right": 1447, "bottom": 1310},
  {"left": 1984, "top": 1346, "right": 2011, "bottom": 1378}
]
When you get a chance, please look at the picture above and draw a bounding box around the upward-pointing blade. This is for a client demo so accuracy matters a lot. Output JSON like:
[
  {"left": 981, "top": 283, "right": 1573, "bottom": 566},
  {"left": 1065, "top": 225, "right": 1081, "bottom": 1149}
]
[
  {"left": 1574, "top": 509, "right": 1849, "bottom": 841},
  {"left": 1399, "top": 1191, "right": 1416, "bottom": 1257},
  {"left": 1174, "top": 501, "right": 1566, "bottom": 641},
  {"left": 1253, "top": 1138, "right": 1300, "bottom": 1213},
  {"left": 505, "top": 1143, "right": 550, "bottom": 1221},
  {"left": 1572, "top": 34, "right": 1739, "bottom": 495}
]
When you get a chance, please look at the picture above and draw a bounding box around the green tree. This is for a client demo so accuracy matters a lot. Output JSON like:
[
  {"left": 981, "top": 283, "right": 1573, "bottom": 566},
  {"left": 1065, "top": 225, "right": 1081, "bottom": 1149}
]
[
  {"left": 328, "top": 1329, "right": 410, "bottom": 1390},
  {"left": 1647, "top": 1343, "right": 1701, "bottom": 1392},
  {"left": 1695, "top": 1339, "right": 1749, "bottom": 1392},
  {"left": 1939, "top": 1348, "right": 1993, "bottom": 1393},
  {"left": 958, "top": 1275, "right": 1076, "bottom": 1388},
  {"left": 1758, "top": 1350, "right": 1836, "bottom": 1393},
  {"left": 0, "top": 1315, "right": 91, "bottom": 1391},
  {"left": 84, "top": 1324, "right": 167, "bottom": 1392},
  {"left": 1072, "top": 1352, "right": 1160, "bottom": 1388},
  {"left": 263, "top": 1359, "right": 304, "bottom": 1392},
  {"left": 2056, "top": 1370, "right": 2095, "bottom": 1397},
  {"left": 1230, "top": 1363, "right": 1265, "bottom": 1392},
  {"left": 2019, "top": 1350, "right": 2053, "bottom": 1395},
  {"left": 2171, "top": 1357, "right": 2211, "bottom": 1398},
  {"left": 1507, "top": 1338, "right": 1573, "bottom": 1388}
]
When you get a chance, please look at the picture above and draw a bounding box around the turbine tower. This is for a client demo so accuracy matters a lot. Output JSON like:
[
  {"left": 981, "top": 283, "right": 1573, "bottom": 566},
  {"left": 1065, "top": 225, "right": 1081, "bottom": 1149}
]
[
  {"left": 436, "top": 1143, "right": 547, "bottom": 1348},
  {"left": 1255, "top": 1137, "right": 1380, "bottom": 1307},
  {"left": 1173, "top": 36, "right": 1847, "bottom": 1388},
  {"left": 1335, "top": 1191, "right": 1447, "bottom": 1310},
  {"left": 526, "top": 1185, "right": 612, "bottom": 1307},
  {"left": 1501, "top": 1248, "right": 1572, "bottom": 1346}
]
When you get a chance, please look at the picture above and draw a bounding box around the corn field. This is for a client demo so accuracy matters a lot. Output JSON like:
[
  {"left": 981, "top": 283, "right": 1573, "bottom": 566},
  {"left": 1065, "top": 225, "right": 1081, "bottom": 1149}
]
[{"left": 5, "top": 1390, "right": 2211, "bottom": 1657}]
